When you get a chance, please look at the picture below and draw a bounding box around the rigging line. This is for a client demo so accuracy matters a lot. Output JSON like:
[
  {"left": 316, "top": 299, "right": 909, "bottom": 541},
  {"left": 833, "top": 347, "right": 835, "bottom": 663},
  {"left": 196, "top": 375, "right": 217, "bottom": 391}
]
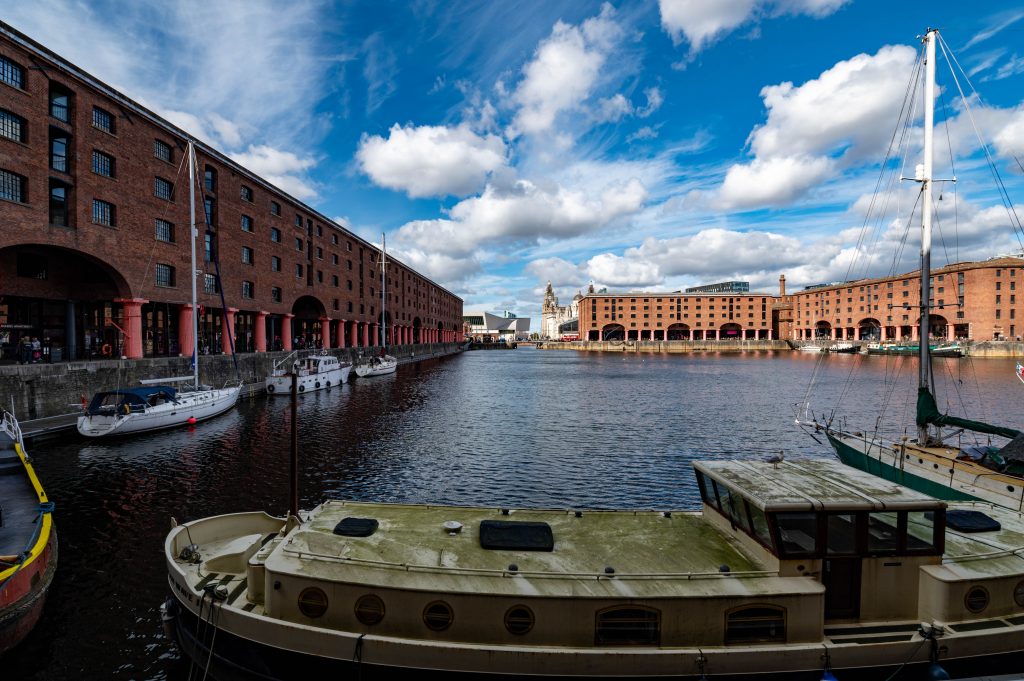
[
  {"left": 936, "top": 69, "right": 961, "bottom": 268},
  {"left": 938, "top": 35, "right": 1024, "bottom": 249}
]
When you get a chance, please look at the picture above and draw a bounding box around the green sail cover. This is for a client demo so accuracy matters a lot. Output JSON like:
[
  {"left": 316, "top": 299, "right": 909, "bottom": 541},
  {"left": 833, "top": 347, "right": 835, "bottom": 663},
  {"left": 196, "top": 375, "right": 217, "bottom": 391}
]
[{"left": 917, "top": 387, "right": 1021, "bottom": 439}]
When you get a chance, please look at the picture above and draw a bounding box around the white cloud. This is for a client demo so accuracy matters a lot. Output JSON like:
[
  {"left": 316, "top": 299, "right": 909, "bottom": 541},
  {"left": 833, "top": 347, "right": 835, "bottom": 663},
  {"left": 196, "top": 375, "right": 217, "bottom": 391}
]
[
  {"left": 637, "top": 87, "right": 664, "bottom": 118},
  {"left": 508, "top": 3, "right": 623, "bottom": 137},
  {"left": 230, "top": 145, "right": 318, "bottom": 200},
  {"left": 586, "top": 252, "right": 662, "bottom": 287},
  {"left": 596, "top": 94, "right": 632, "bottom": 122},
  {"left": 357, "top": 124, "right": 508, "bottom": 198},
  {"left": 525, "top": 258, "right": 586, "bottom": 287},
  {"left": 627, "top": 126, "right": 659, "bottom": 143},
  {"left": 994, "top": 110, "right": 1024, "bottom": 157},
  {"left": 658, "top": 0, "right": 848, "bottom": 53},
  {"left": 716, "top": 155, "right": 834, "bottom": 209}
]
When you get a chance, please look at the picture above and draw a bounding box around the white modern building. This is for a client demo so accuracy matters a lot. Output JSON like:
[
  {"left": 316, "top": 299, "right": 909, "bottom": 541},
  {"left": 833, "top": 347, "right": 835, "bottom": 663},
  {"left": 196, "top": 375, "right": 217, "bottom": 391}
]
[{"left": 463, "top": 311, "right": 531, "bottom": 342}]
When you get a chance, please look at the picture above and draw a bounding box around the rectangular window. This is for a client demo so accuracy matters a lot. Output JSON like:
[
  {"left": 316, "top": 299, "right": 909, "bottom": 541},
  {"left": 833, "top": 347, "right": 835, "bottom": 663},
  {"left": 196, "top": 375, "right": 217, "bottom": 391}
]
[
  {"left": 241, "top": 246, "right": 254, "bottom": 264},
  {"left": 203, "top": 166, "right": 216, "bottom": 192},
  {"left": 271, "top": 287, "right": 282, "bottom": 302},
  {"left": 49, "top": 181, "right": 69, "bottom": 226},
  {"left": 204, "top": 232, "right": 214, "bottom": 262},
  {"left": 332, "top": 275, "right": 339, "bottom": 286},
  {"left": 92, "top": 198, "right": 115, "bottom": 226},
  {"left": 295, "top": 237, "right": 303, "bottom": 251},
  {"left": 241, "top": 214, "right": 253, "bottom": 232},
  {"left": 242, "top": 281, "right": 254, "bottom": 299},
  {"left": 154, "top": 177, "right": 173, "bottom": 201},
  {"left": 331, "top": 254, "right": 338, "bottom": 265},
  {"left": 0, "top": 169, "right": 26, "bottom": 203},
  {"left": 154, "top": 139, "right": 172, "bottom": 162},
  {"left": 271, "top": 227, "right": 281, "bottom": 242},
  {"left": 295, "top": 214, "right": 302, "bottom": 227},
  {"left": 203, "top": 273, "right": 219, "bottom": 294},
  {"left": 775, "top": 511, "right": 818, "bottom": 557},
  {"left": 92, "top": 106, "right": 115, "bottom": 134},
  {"left": 271, "top": 200, "right": 280, "bottom": 215},
  {"left": 295, "top": 264, "right": 303, "bottom": 278},
  {"left": 240, "top": 185, "right": 253, "bottom": 202},
  {"left": 154, "top": 263, "right": 175, "bottom": 287},
  {"left": 316, "top": 246, "right": 323, "bottom": 259},
  {"left": 0, "top": 109, "right": 25, "bottom": 142},
  {"left": 92, "top": 150, "right": 115, "bottom": 177},
  {"left": 0, "top": 56, "right": 25, "bottom": 89},
  {"left": 271, "top": 255, "right": 281, "bottom": 271},
  {"left": 47, "top": 90, "right": 69, "bottom": 123},
  {"left": 50, "top": 134, "right": 68, "bottom": 172},
  {"left": 204, "top": 197, "right": 215, "bottom": 226},
  {"left": 155, "top": 218, "right": 174, "bottom": 243},
  {"left": 867, "top": 512, "right": 898, "bottom": 554},
  {"left": 725, "top": 607, "right": 785, "bottom": 645}
]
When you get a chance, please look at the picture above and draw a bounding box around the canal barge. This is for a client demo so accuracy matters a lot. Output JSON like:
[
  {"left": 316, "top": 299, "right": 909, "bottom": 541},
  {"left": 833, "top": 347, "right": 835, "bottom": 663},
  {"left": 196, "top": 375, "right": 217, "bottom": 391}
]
[
  {"left": 163, "top": 459, "right": 1024, "bottom": 679},
  {"left": 0, "top": 410, "right": 56, "bottom": 654}
]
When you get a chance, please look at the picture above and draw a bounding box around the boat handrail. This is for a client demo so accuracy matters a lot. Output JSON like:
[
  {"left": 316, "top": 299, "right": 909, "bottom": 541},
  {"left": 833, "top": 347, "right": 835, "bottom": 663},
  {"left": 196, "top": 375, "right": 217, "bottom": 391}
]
[
  {"left": 272, "top": 351, "right": 299, "bottom": 371},
  {"left": 278, "top": 545, "right": 778, "bottom": 580},
  {"left": 0, "top": 408, "right": 24, "bottom": 450}
]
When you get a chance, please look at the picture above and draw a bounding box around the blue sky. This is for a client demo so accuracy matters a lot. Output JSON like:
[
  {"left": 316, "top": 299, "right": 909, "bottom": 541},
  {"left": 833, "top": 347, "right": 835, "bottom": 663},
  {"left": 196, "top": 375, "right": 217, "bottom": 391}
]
[{"left": 7, "top": 1, "right": 1024, "bottom": 322}]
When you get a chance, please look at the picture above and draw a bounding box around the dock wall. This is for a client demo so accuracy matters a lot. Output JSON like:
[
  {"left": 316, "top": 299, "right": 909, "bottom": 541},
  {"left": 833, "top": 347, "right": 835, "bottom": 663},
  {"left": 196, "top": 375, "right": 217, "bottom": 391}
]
[
  {"left": 538, "top": 340, "right": 791, "bottom": 352},
  {"left": 0, "top": 344, "right": 459, "bottom": 421}
]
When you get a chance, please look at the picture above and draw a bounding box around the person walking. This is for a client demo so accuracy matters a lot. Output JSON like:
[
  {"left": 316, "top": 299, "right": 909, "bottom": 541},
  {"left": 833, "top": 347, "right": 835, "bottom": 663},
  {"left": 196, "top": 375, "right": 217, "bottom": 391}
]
[
  {"left": 31, "top": 337, "right": 42, "bottom": 363},
  {"left": 18, "top": 336, "right": 31, "bottom": 364}
]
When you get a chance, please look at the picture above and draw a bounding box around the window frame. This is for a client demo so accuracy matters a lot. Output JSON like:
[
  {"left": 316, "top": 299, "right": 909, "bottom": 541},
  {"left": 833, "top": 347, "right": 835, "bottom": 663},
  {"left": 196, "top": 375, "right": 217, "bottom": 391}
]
[
  {"left": 0, "top": 168, "right": 27, "bottom": 203},
  {"left": 0, "top": 109, "right": 26, "bottom": 143},
  {"left": 0, "top": 56, "right": 25, "bottom": 90},
  {"left": 92, "top": 149, "right": 115, "bottom": 178},
  {"left": 92, "top": 106, "right": 115, "bottom": 134},
  {"left": 154, "top": 263, "right": 176, "bottom": 288},
  {"left": 155, "top": 218, "right": 175, "bottom": 243}
]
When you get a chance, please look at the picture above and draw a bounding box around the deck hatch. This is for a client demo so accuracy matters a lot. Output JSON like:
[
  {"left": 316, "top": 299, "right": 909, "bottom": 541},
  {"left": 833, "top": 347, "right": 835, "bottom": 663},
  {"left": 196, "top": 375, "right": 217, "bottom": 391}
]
[
  {"left": 479, "top": 520, "right": 553, "bottom": 552},
  {"left": 942, "top": 510, "right": 1001, "bottom": 533},
  {"left": 333, "top": 517, "right": 379, "bottom": 537}
]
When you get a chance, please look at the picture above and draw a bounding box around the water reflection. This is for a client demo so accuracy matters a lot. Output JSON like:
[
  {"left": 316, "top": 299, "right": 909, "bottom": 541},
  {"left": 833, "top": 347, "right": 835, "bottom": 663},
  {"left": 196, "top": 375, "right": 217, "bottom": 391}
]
[{"left": 7, "top": 348, "right": 1024, "bottom": 679}]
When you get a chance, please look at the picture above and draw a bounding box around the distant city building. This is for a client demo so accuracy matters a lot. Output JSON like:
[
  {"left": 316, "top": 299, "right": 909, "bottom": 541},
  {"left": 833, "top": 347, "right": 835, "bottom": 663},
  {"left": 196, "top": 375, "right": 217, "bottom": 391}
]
[
  {"left": 541, "top": 282, "right": 593, "bottom": 338},
  {"left": 463, "top": 311, "right": 531, "bottom": 342},
  {"left": 685, "top": 281, "right": 750, "bottom": 294}
]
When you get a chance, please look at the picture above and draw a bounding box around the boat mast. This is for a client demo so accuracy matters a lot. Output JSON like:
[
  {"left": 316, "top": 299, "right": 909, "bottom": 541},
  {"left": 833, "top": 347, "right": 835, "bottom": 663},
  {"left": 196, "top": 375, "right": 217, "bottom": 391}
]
[
  {"left": 188, "top": 141, "right": 200, "bottom": 391},
  {"left": 381, "top": 233, "right": 387, "bottom": 348},
  {"left": 917, "top": 28, "right": 936, "bottom": 443}
]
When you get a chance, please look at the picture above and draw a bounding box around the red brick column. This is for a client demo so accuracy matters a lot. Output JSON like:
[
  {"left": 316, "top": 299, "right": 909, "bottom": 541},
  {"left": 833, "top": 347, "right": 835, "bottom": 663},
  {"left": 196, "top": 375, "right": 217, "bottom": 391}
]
[
  {"left": 360, "top": 322, "right": 368, "bottom": 348},
  {"left": 255, "top": 311, "right": 268, "bottom": 352},
  {"left": 178, "top": 304, "right": 195, "bottom": 358},
  {"left": 282, "top": 313, "right": 294, "bottom": 350},
  {"left": 320, "top": 317, "right": 331, "bottom": 350},
  {"left": 349, "top": 321, "right": 358, "bottom": 348},
  {"left": 336, "top": 319, "right": 347, "bottom": 348},
  {"left": 115, "top": 298, "right": 147, "bottom": 359},
  {"left": 221, "top": 308, "right": 238, "bottom": 354}
]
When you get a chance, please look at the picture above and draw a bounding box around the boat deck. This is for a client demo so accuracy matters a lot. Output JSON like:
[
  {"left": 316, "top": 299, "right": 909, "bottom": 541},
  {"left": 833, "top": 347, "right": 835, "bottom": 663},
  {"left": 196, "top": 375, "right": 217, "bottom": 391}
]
[
  {"left": 261, "top": 501, "right": 817, "bottom": 600},
  {"left": 0, "top": 431, "right": 38, "bottom": 559}
]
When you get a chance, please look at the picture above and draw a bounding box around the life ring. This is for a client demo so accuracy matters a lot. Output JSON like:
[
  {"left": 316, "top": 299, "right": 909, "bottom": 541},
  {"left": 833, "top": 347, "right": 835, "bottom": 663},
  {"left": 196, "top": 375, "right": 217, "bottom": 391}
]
[
  {"left": 298, "top": 385, "right": 305, "bottom": 393},
  {"left": 266, "top": 384, "right": 275, "bottom": 394},
  {"left": 101, "top": 343, "right": 113, "bottom": 357},
  {"left": 325, "top": 381, "right": 331, "bottom": 388},
  {"left": 315, "top": 382, "right": 320, "bottom": 389}
]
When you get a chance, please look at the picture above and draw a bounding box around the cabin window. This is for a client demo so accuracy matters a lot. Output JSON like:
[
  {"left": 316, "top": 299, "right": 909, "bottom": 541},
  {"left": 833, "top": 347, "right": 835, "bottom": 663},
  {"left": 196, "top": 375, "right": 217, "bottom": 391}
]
[
  {"left": 775, "top": 512, "right": 818, "bottom": 557},
  {"left": 826, "top": 513, "right": 857, "bottom": 555},
  {"left": 746, "top": 502, "right": 773, "bottom": 547},
  {"left": 867, "top": 512, "right": 899, "bottom": 554},
  {"left": 965, "top": 586, "right": 989, "bottom": 614},
  {"left": 354, "top": 594, "right": 385, "bottom": 625},
  {"left": 595, "top": 606, "right": 660, "bottom": 646},
  {"left": 1014, "top": 580, "right": 1024, "bottom": 608},
  {"left": 905, "top": 511, "right": 938, "bottom": 553},
  {"left": 725, "top": 605, "right": 786, "bottom": 644},
  {"left": 696, "top": 472, "right": 713, "bottom": 506},
  {"left": 423, "top": 601, "right": 454, "bottom": 631},
  {"left": 717, "top": 484, "right": 750, "bottom": 533},
  {"left": 297, "top": 587, "right": 328, "bottom": 618},
  {"left": 504, "top": 605, "right": 535, "bottom": 635}
]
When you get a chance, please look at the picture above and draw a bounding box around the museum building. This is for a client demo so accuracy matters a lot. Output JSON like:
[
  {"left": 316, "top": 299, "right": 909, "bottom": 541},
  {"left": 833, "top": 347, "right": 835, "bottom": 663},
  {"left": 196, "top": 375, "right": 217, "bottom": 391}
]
[{"left": 0, "top": 22, "right": 462, "bottom": 362}]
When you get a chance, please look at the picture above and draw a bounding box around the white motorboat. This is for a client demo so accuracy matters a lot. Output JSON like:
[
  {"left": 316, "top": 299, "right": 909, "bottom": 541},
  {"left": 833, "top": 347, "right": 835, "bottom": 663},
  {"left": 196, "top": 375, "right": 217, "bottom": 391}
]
[
  {"left": 77, "top": 141, "right": 240, "bottom": 438},
  {"left": 265, "top": 352, "right": 350, "bottom": 395},
  {"left": 163, "top": 458, "right": 1024, "bottom": 679},
  {"left": 354, "top": 353, "right": 397, "bottom": 377}
]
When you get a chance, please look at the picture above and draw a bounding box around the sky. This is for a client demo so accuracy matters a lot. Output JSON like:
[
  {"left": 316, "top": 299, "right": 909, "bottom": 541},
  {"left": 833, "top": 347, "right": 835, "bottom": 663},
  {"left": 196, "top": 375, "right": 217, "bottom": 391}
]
[{"left": 6, "top": 0, "right": 1024, "bottom": 323}]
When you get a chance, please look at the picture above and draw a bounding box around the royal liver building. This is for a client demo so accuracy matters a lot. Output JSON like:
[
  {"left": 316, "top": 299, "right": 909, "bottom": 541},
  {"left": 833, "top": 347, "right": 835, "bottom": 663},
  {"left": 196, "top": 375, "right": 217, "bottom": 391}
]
[{"left": 541, "top": 282, "right": 593, "bottom": 339}]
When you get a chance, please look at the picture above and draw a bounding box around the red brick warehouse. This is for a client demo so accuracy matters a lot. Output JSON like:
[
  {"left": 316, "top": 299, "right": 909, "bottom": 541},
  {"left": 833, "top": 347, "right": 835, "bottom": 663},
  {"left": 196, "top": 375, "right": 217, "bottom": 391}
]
[{"left": 0, "top": 22, "right": 463, "bottom": 361}]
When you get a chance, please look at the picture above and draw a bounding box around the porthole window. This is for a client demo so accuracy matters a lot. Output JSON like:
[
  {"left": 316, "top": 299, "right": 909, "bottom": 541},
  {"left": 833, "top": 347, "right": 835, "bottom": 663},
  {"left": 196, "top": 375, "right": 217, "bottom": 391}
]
[
  {"left": 423, "top": 601, "right": 454, "bottom": 631},
  {"left": 355, "top": 594, "right": 385, "bottom": 625},
  {"left": 1008, "top": 486, "right": 1016, "bottom": 494},
  {"left": 1014, "top": 580, "right": 1024, "bottom": 608},
  {"left": 595, "top": 606, "right": 660, "bottom": 645},
  {"left": 965, "top": 586, "right": 989, "bottom": 614},
  {"left": 504, "top": 605, "right": 534, "bottom": 635},
  {"left": 298, "top": 587, "right": 328, "bottom": 618}
]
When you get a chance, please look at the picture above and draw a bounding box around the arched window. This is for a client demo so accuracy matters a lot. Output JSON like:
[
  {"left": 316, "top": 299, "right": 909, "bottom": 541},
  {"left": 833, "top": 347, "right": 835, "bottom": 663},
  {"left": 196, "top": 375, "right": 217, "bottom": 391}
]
[
  {"left": 725, "top": 605, "right": 785, "bottom": 644},
  {"left": 595, "top": 605, "right": 660, "bottom": 645}
]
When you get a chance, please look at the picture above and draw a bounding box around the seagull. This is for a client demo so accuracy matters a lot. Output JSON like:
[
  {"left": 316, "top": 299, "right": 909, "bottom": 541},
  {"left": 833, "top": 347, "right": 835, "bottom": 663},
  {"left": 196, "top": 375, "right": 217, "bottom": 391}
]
[{"left": 767, "top": 451, "right": 785, "bottom": 469}]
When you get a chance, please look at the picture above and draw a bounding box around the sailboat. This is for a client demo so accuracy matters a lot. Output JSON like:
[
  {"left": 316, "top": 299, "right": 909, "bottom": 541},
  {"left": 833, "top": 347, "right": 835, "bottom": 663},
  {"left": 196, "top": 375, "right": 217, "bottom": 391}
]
[
  {"left": 354, "top": 233, "right": 398, "bottom": 378},
  {"left": 801, "top": 29, "right": 1024, "bottom": 511},
  {"left": 77, "top": 142, "right": 242, "bottom": 437}
]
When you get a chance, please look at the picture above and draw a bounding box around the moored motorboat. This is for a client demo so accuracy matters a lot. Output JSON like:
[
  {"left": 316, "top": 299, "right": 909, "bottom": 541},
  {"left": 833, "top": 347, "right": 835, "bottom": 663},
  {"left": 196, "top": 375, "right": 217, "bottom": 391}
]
[
  {"left": 265, "top": 352, "right": 350, "bottom": 396},
  {"left": 163, "top": 458, "right": 1024, "bottom": 679},
  {"left": 354, "top": 354, "right": 398, "bottom": 377},
  {"left": 0, "top": 409, "right": 56, "bottom": 654}
]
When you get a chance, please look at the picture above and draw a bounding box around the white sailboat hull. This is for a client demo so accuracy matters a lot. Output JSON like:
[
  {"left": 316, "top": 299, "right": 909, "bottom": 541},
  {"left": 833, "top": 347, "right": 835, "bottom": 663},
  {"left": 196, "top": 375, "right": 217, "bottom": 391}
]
[
  {"left": 77, "top": 385, "right": 241, "bottom": 438},
  {"left": 265, "top": 365, "right": 350, "bottom": 395},
  {"left": 354, "top": 355, "right": 397, "bottom": 377}
]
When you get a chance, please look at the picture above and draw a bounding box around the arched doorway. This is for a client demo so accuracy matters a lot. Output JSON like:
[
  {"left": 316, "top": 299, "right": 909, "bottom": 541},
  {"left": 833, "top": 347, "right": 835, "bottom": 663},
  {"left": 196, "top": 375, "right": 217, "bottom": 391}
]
[
  {"left": 412, "top": 317, "right": 422, "bottom": 344},
  {"left": 857, "top": 318, "right": 881, "bottom": 341},
  {"left": 666, "top": 323, "right": 690, "bottom": 340},
  {"left": 720, "top": 323, "right": 743, "bottom": 339},
  {"left": 291, "top": 296, "right": 326, "bottom": 349},
  {"left": 602, "top": 324, "right": 625, "bottom": 341},
  {"left": 928, "top": 314, "right": 949, "bottom": 341},
  {"left": 814, "top": 321, "right": 832, "bottom": 339}
]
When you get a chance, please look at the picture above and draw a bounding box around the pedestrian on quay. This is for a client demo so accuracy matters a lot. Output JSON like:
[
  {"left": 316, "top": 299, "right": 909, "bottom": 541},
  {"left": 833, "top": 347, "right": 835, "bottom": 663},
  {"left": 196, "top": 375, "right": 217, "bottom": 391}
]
[
  {"left": 31, "top": 337, "right": 42, "bottom": 363},
  {"left": 18, "top": 336, "right": 31, "bottom": 364}
]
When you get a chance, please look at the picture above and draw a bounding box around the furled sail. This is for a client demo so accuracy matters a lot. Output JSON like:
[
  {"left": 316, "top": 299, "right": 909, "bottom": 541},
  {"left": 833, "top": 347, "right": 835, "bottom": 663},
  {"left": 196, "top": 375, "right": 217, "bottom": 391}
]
[{"left": 917, "top": 388, "right": 1021, "bottom": 439}]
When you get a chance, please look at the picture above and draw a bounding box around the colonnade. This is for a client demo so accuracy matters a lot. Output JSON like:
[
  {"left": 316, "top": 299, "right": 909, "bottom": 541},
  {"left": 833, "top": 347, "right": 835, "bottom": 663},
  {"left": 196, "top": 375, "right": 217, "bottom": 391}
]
[{"left": 115, "top": 298, "right": 458, "bottom": 359}]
